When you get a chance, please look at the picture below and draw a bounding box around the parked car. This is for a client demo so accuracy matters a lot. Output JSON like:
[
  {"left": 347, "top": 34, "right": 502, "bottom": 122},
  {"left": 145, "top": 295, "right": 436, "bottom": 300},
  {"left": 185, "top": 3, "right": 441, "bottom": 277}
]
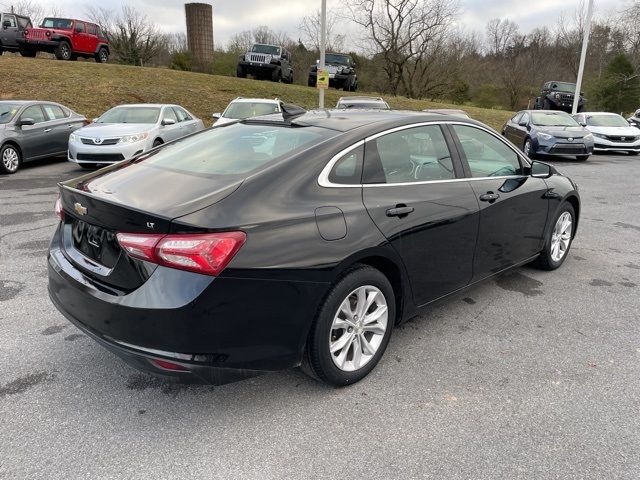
[
  {"left": 17, "top": 17, "right": 109, "bottom": 62},
  {"left": 573, "top": 112, "right": 640, "bottom": 155},
  {"left": 0, "top": 12, "right": 32, "bottom": 55},
  {"left": 237, "top": 44, "right": 293, "bottom": 83},
  {"left": 423, "top": 109, "right": 470, "bottom": 118},
  {"left": 68, "top": 104, "right": 204, "bottom": 168},
  {"left": 0, "top": 100, "right": 86, "bottom": 174},
  {"left": 308, "top": 53, "right": 358, "bottom": 91},
  {"left": 212, "top": 98, "right": 281, "bottom": 126},
  {"left": 49, "top": 109, "right": 580, "bottom": 387},
  {"left": 534, "top": 81, "right": 585, "bottom": 113},
  {"left": 336, "top": 96, "right": 390, "bottom": 110},
  {"left": 627, "top": 109, "right": 640, "bottom": 129},
  {"left": 502, "top": 110, "right": 594, "bottom": 161}
]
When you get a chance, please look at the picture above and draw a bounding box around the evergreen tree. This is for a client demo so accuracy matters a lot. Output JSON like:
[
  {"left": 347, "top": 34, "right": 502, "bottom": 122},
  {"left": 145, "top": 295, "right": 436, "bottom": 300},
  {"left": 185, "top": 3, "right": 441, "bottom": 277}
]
[{"left": 592, "top": 53, "right": 640, "bottom": 113}]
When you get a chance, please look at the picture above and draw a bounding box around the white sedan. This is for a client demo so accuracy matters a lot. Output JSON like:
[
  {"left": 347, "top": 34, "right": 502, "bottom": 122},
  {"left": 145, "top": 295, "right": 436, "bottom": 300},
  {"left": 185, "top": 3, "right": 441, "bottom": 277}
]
[
  {"left": 573, "top": 112, "right": 640, "bottom": 155},
  {"left": 212, "top": 98, "right": 281, "bottom": 126},
  {"left": 68, "top": 104, "right": 205, "bottom": 168}
]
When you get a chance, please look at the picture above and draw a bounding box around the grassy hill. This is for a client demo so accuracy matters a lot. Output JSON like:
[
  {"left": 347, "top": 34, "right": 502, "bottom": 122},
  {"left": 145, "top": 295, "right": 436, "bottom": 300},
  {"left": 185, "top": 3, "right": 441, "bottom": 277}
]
[{"left": 0, "top": 56, "right": 513, "bottom": 130}]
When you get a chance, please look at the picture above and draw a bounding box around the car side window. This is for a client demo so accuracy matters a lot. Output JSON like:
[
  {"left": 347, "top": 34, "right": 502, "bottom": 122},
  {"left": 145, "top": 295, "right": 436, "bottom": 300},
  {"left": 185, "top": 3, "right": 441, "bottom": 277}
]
[
  {"left": 363, "top": 125, "right": 455, "bottom": 184},
  {"left": 163, "top": 107, "right": 178, "bottom": 123},
  {"left": 4, "top": 15, "right": 17, "bottom": 27},
  {"left": 511, "top": 112, "right": 523, "bottom": 124},
  {"left": 87, "top": 24, "right": 97, "bottom": 35},
  {"left": 452, "top": 125, "right": 524, "bottom": 178},
  {"left": 76, "top": 22, "right": 85, "bottom": 33},
  {"left": 173, "top": 107, "right": 192, "bottom": 122},
  {"left": 520, "top": 112, "right": 530, "bottom": 125},
  {"left": 21, "top": 105, "right": 46, "bottom": 124},
  {"left": 328, "top": 145, "right": 364, "bottom": 185},
  {"left": 42, "top": 105, "right": 66, "bottom": 121}
]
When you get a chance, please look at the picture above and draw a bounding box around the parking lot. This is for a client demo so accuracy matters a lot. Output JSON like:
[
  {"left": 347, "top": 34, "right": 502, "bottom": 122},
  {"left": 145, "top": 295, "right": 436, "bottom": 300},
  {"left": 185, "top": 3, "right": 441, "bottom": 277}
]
[{"left": 0, "top": 153, "right": 638, "bottom": 479}]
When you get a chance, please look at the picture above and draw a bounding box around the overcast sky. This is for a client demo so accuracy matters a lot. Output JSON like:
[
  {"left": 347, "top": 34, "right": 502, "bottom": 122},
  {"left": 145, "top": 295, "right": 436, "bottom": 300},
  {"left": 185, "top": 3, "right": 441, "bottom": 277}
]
[{"left": 15, "top": 0, "right": 628, "bottom": 48}]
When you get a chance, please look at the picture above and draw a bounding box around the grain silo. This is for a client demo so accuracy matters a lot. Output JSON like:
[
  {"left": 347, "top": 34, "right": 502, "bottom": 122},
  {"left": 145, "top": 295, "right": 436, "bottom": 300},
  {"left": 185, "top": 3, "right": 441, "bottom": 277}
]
[{"left": 185, "top": 2, "right": 214, "bottom": 72}]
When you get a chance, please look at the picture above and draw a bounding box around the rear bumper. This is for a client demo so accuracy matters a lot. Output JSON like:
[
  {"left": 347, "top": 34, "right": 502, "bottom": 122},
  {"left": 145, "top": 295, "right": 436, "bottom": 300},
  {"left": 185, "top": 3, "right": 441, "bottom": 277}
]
[{"left": 47, "top": 224, "right": 328, "bottom": 383}]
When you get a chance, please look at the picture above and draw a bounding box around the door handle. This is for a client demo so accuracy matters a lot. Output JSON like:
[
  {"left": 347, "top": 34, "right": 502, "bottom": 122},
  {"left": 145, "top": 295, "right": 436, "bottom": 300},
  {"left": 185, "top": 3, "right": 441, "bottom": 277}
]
[
  {"left": 44, "top": 128, "right": 52, "bottom": 133},
  {"left": 386, "top": 205, "right": 414, "bottom": 218},
  {"left": 479, "top": 192, "right": 500, "bottom": 202}
]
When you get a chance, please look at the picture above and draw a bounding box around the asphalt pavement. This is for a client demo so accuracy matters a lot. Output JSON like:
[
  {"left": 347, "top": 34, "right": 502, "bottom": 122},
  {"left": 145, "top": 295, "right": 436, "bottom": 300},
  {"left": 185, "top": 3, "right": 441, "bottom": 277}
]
[{"left": 0, "top": 154, "right": 638, "bottom": 479}]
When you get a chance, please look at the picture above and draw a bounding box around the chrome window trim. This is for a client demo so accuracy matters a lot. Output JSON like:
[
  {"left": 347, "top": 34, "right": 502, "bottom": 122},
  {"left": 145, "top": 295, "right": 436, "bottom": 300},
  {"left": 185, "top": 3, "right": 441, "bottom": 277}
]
[{"left": 318, "top": 121, "right": 531, "bottom": 188}]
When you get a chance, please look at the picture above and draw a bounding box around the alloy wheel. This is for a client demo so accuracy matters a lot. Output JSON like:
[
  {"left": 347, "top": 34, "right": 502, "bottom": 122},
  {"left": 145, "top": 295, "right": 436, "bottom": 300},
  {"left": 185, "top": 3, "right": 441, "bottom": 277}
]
[
  {"left": 329, "top": 285, "right": 388, "bottom": 372},
  {"left": 524, "top": 140, "right": 532, "bottom": 157},
  {"left": 2, "top": 147, "right": 19, "bottom": 173},
  {"left": 550, "top": 212, "right": 572, "bottom": 262},
  {"left": 99, "top": 50, "right": 108, "bottom": 63},
  {"left": 62, "top": 44, "right": 70, "bottom": 60}
]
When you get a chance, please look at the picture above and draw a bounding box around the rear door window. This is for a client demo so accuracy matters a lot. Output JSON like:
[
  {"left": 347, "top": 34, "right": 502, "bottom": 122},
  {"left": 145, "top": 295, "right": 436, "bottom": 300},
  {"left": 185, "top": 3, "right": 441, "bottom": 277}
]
[
  {"left": 162, "top": 107, "right": 178, "bottom": 123},
  {"left": 451, "top": 125, "right": 524, "bottom": 178},
  {"left": 173, "top": 107, "right": 192, "bottom": 122},
  {"left": 4, "top": 15, "right": 17, "bottom": 27},
  {"left": 43, "top": 105, "right": 67, "bottom": 120},
  {"left": 87, "top": 24, "right": 97, "bottom": 35},
  {"left": 328, "top": 145, "right": 363, "bottom": 185},
  {"left": 21, "top": 105, "right": 46, "bottom": 123}
]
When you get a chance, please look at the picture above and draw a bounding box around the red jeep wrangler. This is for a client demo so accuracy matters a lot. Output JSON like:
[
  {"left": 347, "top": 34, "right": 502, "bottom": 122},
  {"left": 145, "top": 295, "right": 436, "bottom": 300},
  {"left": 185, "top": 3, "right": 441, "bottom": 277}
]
[{"left": 17, "top": 17, "right": 109, "bottom": 62}]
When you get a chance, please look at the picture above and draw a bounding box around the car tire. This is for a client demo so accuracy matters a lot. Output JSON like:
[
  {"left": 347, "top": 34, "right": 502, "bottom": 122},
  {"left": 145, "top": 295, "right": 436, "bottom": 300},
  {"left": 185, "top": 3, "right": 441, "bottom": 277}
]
[
  {"left": 55, "top": 41, "right": 72, "bottom": 61},
  {"left": 271, "top": 67, "right": 282, "bottom": 82},
  {"left": 343, "top": 75, "right": 356, "bottom": 92},
  {"left": 308, "top": 77, "right": 316, "bottom": 87},
  {"left": 523, "top": 138, "right": 536, "bottom": 159},
  {"left": 0, "top": 144, "right": 22, "bottom": 174},
  {"left": 576, "top": 155, "right": 589, "bottom": 161},
  {"left": 95, "top": 47, "right": 109, "bottom": 63},
  {"left": 302, "top": 265, "right": 395, "bottom": 386},
  {"left": 628, "top": 151, "right": 640, "bottom": 156},
  {"left": 236, "top": 65, "right": 246, "bottom": 78},
  {"left": 543, "top": 99, "right": 551, "bottom": 110},
  {"left": 18, "top": 47, "right": 36, "bottom": 57},
  {"left": 79, "top": 164, "right": 95, "bottom": 170},
  {"left": 153, "top": 139, "right": 163, "bottom": 148},
  {"left": 534, "top": 203, "right": 576, "bottom": 271}
]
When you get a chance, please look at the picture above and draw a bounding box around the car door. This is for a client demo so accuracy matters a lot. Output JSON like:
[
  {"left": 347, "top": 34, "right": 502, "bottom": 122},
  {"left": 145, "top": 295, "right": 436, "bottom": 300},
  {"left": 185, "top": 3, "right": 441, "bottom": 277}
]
[
  {"left": 85, "top": 23, "right": 99, "bottom": 54},
  {"left": 511, "top": 111, "right": 530, "bottom": 149},
  {"left": 72, "top": 21, "right": 88, "bottom": 52},
  {"left": 448, "top": 124, "right": 550, "bottom": 281},
  {"left": 504, "top": 112, "right": 522, "bottom": 142},
  {"left": 17, "top": 105, "right": 55, "bottom": 159},
  {"left": 173, "top": 107, "right": 199, "bottom": 135},
  {"left": 1, "top": 14, "right": 19, "bottom": 48},
  {"left": 41, "top": 104, "right": 79, "bottom": 153},
  {"left": 361, "top": 123, "right": 480, "bottom": 306},
  {"left": 160, "top": 107, "right": 181, "bottom": 141}
]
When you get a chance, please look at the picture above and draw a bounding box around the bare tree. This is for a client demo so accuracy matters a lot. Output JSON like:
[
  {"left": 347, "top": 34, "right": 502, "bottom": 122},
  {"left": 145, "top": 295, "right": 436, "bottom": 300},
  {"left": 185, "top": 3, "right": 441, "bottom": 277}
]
[
  {"left": 299, "top": 9, "right": 345, "bottom": 52},
  {"left": 347, "top": 0, "right": 459, "bottom": 96},
  {"left": 486, "top": 18, "right": 520, "bottom": 55},
  {"left": 85, "top": 5, "right": 163, "bottom": 66},
  {"left": 1, "top": 0, "right": 63, "bottom": 25},
  {"left": 227, "top": 26, "right": 292, "bottom": 54}
]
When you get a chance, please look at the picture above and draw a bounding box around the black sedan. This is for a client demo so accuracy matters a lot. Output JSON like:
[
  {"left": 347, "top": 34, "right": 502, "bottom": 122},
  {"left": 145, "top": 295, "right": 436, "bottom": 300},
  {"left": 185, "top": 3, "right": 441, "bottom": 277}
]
[
  {"left": 502, "top": 110, "right": 594, "bottom": 161},
  {"left": 49, "top": 109, "right": 580, "bottom": 386}
]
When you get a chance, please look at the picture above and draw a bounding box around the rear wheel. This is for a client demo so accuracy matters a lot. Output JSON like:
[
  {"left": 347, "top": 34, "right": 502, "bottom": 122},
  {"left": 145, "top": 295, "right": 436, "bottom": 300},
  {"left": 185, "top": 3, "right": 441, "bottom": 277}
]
[
  {"left": 302, "top": 265, "right": 395, "bottom": 386},
  {"left": 543, "top": 99, "right": 551, "bottom": 110},
  {"left": 55, "top": 41, "right": 72, "bottom": 61},
  {"left": 1, "top": 144, "right": 22, "bottom": 174},
  {"left": 534, "top": 203, "right": 575, "bottom": 270},
  {"left": 576, "top": 155, "right": 589, "bottom": 161},
  {"left": 95, "top": 47, "right": 109, "bottom": 63},
  {"left": 152, "top": 139, "right": 163, "bottom": 148}
]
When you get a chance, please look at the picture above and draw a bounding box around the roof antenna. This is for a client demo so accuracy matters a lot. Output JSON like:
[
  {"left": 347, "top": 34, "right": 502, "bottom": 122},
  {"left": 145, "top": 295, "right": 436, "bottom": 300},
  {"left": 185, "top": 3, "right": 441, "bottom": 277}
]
[{"left": 280, "top": 102, "right": 306, "bottom": 121}]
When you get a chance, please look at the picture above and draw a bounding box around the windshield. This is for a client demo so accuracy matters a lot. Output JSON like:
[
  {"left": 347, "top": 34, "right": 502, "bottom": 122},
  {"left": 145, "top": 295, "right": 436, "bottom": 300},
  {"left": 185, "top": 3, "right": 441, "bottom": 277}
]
[
  {"left": 551, "top": 82, "right": 576, "bottom": 93},
  {"left": 532, "top": 112, "right": 578, "bottom": 127},
  {"left": 41, "top": 18, "right": 73, "bottom": 29},
  {"left": 138, "top": 123, "right": 335, "bottom": 176},
  {"left": 0, "top": 103, "right": 21, "bottom": 124},
  {"left": 586, "top": 114, "right": 629, "bottom": 127},
  {"left": 97, "top": 107, "right": 161, "bottom": 124},
  {"left": 325, "top": 54, "right": 351, "bottom": 66},
  {"left": 223, "top": 102, "right": 279, "bottom": 120},
  {"left": 251, "top": 44, "right": 280, "bottom": 55}
]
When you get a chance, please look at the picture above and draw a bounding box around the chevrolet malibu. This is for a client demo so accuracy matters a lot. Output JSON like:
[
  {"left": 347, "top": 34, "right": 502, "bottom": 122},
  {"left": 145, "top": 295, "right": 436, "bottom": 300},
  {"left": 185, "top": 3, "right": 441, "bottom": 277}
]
[
  {"left": 49, "top": 109, "right": 580, "bottom": 386},
  {"left": 68, "top": 103, "right": 204, "bottom": 168}
]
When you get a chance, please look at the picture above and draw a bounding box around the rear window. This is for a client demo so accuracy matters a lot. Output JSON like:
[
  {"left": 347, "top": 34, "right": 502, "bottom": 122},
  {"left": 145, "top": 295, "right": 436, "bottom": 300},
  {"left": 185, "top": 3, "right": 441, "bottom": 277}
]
[{"left": 140, "top": 123, "right": 335, "bottom": 176}]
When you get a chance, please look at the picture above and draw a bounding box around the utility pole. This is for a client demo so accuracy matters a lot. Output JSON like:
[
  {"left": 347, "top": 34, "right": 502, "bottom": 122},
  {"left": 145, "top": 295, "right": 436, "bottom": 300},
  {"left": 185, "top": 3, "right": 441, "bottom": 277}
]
[
  {"left": 572, "top": 0, "right": 594, "bottom": 115},
  {"left": 319, "top": 0, "right": 327, "bottom": 109}
]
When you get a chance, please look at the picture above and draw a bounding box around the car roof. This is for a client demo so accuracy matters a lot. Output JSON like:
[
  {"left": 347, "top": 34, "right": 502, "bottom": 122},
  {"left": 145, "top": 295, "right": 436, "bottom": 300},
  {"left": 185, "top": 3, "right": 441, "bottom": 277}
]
[{"left": 250, "top": 109, "right": 482, "bottom": 133}]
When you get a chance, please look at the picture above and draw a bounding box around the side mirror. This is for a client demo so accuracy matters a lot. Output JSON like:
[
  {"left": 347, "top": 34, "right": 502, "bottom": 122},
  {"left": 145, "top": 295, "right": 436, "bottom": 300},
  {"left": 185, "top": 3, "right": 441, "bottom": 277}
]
[
  {"left": 92, "top": 117, "right": 98, "bottom": 123},
  {"left": 161, "top": 118, "right": 176, "bottom": 126},
  {"left": 17, "top": 118, "right": 35, "bottom": 127},
  {"left": 518, "top": 121, "right": 528, "bottom": 127},
  {"left": 531, "top": 161, "right": 552, "bottom": 178},
  {"left": 579, "top": 121, "right": 587, "bottom": 127},
  {"left": 211, "top": 113, "right": 221, "bottom": 120}
]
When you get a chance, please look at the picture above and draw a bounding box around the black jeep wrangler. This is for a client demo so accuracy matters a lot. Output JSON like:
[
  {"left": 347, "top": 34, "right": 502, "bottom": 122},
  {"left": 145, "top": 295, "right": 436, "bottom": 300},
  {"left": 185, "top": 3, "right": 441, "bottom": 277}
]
[
  {"left": 534, "top": 81, "right": 585, "bottom": 113},
  {"left": 0, "top": 12, "right": 32, "bottom": 55},
  {"left": 308, "top": 53, "right": 357, "bottom": 91},
  {"left": 237, "top": 44, "right": 294, "bottom": 83}
]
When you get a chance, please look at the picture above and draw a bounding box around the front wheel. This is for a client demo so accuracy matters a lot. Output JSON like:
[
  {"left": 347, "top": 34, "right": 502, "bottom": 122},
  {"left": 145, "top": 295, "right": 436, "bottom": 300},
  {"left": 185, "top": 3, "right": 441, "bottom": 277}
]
[
  {"left": 271, "top": 67, "right": 282, "bottom": 82},
  {"left": 236, "top": 65, "right": 246, "bottom": 78},
  {"left": 18, "top": 47, "right": 36, "bottom": 57},
  {"left": 302, "top": 265, "right": 395, "bottom": 386},
  {"left": 1, "top": 144, "right": 22, "bottom": 174},
  {"left": 534, "top": 203, "right": 575, "bottom": 270},
  {"left": 576, "top": 155, "right": 589, "bottom": 161},
  {"left": 523, "top": 138, "right": 536, "bottom": 159},
  {"left": 55, "top": 41, "right": 72, "bottom": 60},
  {"left": 628, "top": 151, "right": 640, "bottom": 156}
]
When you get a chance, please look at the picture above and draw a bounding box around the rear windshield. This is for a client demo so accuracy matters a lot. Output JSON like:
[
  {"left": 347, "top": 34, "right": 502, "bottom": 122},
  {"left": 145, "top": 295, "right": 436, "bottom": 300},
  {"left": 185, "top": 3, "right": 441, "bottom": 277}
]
[
  {"left": 531, "top": 112, "right": 577, "bottom": 127},
  {"left": 0, "top": 103, "right": 21, "bottom": 124},
  {"left": 41, "top": 18, "right": 73, "bottom": 29},
  {"left": 338, "top": 102, "right": 388, "bottom": 110},
  {"left": 139, "top": 123, "right": 336, "bottom": 176},
  {"left": 223, "top": 102, "right": 279, "bottom": 120},
  {"left": 97, "top": 107, "right": 160, "bottom": 124},
  {"left": 586, "top": 114, "right": 629, "bottom": 127}
]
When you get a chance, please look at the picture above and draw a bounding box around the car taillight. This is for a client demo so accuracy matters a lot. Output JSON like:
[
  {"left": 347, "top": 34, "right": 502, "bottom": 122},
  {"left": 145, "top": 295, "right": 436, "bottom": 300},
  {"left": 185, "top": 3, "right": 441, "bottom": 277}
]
[
  {"left": 54, "top": 196, "right": 64, "bottom": 221},
  {"left": 116, "top": 232, "right": 246, "bottom": 276},
  {"left": 150, "top": 359, "right": 190, "bottom": 371}
]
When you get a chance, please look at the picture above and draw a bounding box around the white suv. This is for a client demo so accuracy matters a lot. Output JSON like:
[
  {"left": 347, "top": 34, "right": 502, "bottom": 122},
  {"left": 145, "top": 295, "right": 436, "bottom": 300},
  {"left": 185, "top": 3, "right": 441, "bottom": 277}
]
[{"left": 213, "top": 98, "right": 282, "bottom": 126}]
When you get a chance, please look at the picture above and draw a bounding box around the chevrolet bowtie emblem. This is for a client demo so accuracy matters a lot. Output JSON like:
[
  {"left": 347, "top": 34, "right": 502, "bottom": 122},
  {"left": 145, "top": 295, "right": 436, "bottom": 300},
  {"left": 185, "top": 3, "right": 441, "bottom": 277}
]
[{"left": 74, "top": 202, "right": 87, "bottom": 216}]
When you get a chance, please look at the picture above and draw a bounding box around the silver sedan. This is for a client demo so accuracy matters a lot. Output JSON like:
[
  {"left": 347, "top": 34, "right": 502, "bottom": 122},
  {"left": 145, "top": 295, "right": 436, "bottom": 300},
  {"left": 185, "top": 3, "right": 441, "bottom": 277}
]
[{"left": 68, "top": 104, "right": 205, "bottom": 168}]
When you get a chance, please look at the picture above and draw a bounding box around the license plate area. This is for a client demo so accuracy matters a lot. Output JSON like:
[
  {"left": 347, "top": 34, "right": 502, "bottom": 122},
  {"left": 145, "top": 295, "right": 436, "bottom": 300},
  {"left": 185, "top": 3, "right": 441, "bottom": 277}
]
[{"left": 67, "top": 217, "right": 120, "bottom": 270}]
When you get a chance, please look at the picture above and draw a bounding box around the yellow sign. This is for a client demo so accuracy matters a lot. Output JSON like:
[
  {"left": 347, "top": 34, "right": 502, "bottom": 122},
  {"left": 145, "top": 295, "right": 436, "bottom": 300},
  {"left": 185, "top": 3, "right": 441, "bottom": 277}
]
[{"left": 317, "top": 69, "right": 329, "bottom": 89}]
